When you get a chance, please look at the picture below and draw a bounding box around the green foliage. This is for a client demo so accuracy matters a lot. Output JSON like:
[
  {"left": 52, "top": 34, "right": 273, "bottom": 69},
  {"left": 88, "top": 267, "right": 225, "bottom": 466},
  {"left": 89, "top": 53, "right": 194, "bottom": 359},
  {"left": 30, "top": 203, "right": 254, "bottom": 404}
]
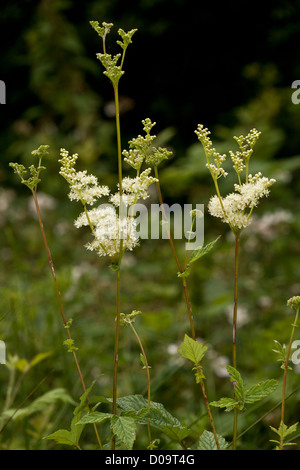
[
  {"left": 178, "top": 334, "right": 207, "bottom": 382},
  {"left": 178, "top": 334, "right": 207, "bottom": 365},
  {"left": 270, "top": 421, "right": 298, "bottom": 450},
  {"left": 197, "top": 430, "right": 228, "bottom": 450},
  {"left": 188, "top": 236, "right": 221, "bottom": 265},
  {"left": 272, "top": 340, "right": 288, "bottom": 369},
  {"left": 77, "top": 394, "right": 189, "bottom": 448},
  {"left": 2, "top": 3, "right": 300, "bottom": 451},
  {"left": 210, "top": 366, "right": 278, "bottom": 412},
  {"left": 2, "top": 388, "right": 75, "bottom": 422},
  {"left": 9, "top": 145, "right": 49, "bottom": 192},
  {"left": 44, "top": 413, "right": 85, "bottom": 449}
]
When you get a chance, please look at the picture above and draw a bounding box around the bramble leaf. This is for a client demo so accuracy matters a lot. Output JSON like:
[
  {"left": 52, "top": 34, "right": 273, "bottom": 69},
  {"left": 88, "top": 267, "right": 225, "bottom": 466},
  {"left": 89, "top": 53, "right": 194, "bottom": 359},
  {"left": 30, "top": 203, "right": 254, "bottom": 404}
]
[
  {"left": 197, "top": 430, "right": 228, "bottom": 450},
  {"left": 110, "top": 415, "right": 137, "bottom": 450}
]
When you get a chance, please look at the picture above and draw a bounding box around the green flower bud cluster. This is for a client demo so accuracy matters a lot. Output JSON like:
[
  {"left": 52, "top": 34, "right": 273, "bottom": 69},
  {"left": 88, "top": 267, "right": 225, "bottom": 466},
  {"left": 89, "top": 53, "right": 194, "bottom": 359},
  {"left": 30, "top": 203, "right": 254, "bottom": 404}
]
[{"left": 9, "top": 145, "right": 49, "bottom": 192}]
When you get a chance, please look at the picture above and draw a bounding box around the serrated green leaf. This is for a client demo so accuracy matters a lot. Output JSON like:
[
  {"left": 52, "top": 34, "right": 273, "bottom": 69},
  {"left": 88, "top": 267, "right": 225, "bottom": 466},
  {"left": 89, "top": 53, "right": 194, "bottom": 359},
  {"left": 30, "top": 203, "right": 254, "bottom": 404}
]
[
  {"left": 45, "top": 413, "right": 85, "bottom": 448},
  {"left": 209, "top": 397, "right": 240, "bottom": 412},
  {"left": 44, "top": 429, "right": 75, "bottom": 447},
  {"left": 73, "top": 377, "right": 102, "bottom": 416},
  {"left": 226, "top": 366, "right": 245, "bottom": 407},
  {"left": 178, "top": 334, "right": 207, "bottom": 365},
  {"left": 108, "top": 395, "right": 189, "bottom": 443},
  {"left": 189, "top": 236, "right": 221, "bottom": 264},
  {"left": 245, "top": 379, "right": 278, "bottom": 404},
  {"left": 121, "top": 408, "right": 150, "bottom": 421},
  {"left": 77, "top": 411, "right": 113, "bottom": 425},
  {"left": 270, "top": 421, "right": 298, "bottom": 449},
  {"left": 197, "top": 430, "right": 228, "bottom": 450},
  {"left": 110, "top": 415, "right": 137, "bottom": 450}
]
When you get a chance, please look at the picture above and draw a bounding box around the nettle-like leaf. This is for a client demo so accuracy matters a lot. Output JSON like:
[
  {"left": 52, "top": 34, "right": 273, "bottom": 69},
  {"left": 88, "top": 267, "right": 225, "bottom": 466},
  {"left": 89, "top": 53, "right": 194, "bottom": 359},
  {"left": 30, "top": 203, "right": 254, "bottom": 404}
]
[
  {"left": 96, "top": 394, "right": 189, "bottom": 444},
  {"left": 272, "top": 340, "right": 290, "bottom": 370},
  {"left": 178, "top": 334, "right": 207, "bottom": 365},
  {"left": 227, "top": 365, "right": 245, "bottom": 408},
  {"left": 189, "top": 236, "right": 221, "bottom": 265},
  {"left": 210, "top": 366, "right": 278, "bottom": 412},
  {"left": 197, "top": 430, "right": 228, "bottom": 450},
  {"left": 209, "top": 397, "right": 240, "bottom": 413},
  {"left": 177, "top": 237, "right": 221, "bottom": 279},
  {"left": 45, "top": 412, "right": 85, "bottom": 449},
  {"left": 110, "top": 415, "right": 137, "bottom": 450},
  {"left": 244, "top": 379, "right": 278, "bottom": 404},
  {"left": 270, "top": 421, "right": 298, "bottom": 449},
  {"left": 77, "top": 411, "right": 113, "bottom": 425},
  {"left": 178, "top": 334, "right": 207, "bottom": 382}
]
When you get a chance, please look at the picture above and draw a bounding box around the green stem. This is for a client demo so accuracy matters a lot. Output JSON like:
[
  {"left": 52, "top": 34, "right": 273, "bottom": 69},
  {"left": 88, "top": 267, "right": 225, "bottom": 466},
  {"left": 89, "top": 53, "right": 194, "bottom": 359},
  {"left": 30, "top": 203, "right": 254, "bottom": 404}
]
[
  {"left": 112, "top": 268, "right": 121, "bottom": 450},
  {"left": 31, "top": 190, "right": 103, "bottom": 450},
  {"left": 113, "top": 84, "right": 123, "bottom": 196},
  {"left": 129, "top": 322, "right": 152, "bottom": 446},
  {"left": 232, "top": 234, "right": 240, "bottom": 450},
  {"left": 154, "top": 167, "right": 219, "bottom": 449},
  {"left": 279, "top": 306, "right": 299, "bottom": 449}
]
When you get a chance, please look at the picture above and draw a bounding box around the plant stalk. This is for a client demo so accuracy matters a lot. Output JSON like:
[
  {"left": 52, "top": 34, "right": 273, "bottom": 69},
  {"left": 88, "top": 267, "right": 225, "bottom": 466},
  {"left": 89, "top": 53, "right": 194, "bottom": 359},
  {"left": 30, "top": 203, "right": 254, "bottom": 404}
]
[
  {"left": 112, "top": 268, "right": 121, "bottom": 450},
  {"left": 154, "top": 168, "right": 219, "bottom": 449},
  {"left": 232, "top": 234, "right": 240, "bottom": 450},
  {"left": 279, "top": 306, "right": 299, "bottom": 449},
  {"left": 32, "top": 190, "right": 103, "bottom": 450},
  {"left": 129, "top": 322, "right": 152, "bottom": 446}
]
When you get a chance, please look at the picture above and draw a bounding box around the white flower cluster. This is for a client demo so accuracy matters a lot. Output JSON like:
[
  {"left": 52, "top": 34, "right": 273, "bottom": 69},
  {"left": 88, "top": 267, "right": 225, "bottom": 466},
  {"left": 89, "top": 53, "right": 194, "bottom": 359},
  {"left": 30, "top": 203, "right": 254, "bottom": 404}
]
[
  {"left": 59, "top": 149, "right": 109, "bottom": 206},
  {"left": 59, "top": 147, "right": 156, "bottom": 261},
  {"left": 110, "top": 168, "right": 157, "bottom": 207},
  {"left": 208, "top": 173, "right": 276, "bottom": 231},
  {"left": 195, "top": 125, "right": 276, "bottom": 234},
  {"left": 75, "top": 205, "right": 139, "bottom": 258}
]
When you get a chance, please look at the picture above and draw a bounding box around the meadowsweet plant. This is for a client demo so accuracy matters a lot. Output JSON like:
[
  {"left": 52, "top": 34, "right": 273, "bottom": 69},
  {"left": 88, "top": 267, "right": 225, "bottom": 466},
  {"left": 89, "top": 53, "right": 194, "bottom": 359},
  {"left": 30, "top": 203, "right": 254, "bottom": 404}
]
[
  {"left": 6, "top": 20, "right": 287, "bottom": 451},
  {"left": 195, "top": 125, "right": 277, "bottom": 449},
  {"left": 270, "top": 296, "right": 300, "bottom": 450},
  {"left": 9, "top": 146, "right": 103, "bottom": 449}
]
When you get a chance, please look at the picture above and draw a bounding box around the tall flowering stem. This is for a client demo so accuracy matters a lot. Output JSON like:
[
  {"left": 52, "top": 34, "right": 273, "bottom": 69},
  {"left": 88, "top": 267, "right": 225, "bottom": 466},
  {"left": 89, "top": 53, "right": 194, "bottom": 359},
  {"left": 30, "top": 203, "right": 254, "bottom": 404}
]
[
  {"left": 90, "top": 23, "right": 138, "bottom": 446},
  {"left": 280, "top": 297, "right": 300, "bottom": 449},
  {"left": 195, "top": 124, "right": 276, "bottom": 449},
  {"left": 120, "top": 310, "right": 152, "bottom": 447},
  {"left": 153, "top": 166, "right": 219, "bottom": 449},
  {"left": 232, "top": 234, "right": 240, "bottom": 450},
  {"left": 9, "top": 147, "right": 103, "bottom": 450}
]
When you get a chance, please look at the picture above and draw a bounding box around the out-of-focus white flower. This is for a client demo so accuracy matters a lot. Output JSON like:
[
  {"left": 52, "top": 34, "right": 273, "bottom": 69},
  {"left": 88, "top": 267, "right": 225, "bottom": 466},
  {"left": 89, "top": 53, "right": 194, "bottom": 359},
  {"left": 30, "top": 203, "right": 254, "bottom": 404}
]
[
  {"left": 246, "top": 210, "right": 292, "bottom": 241},
  {"left": 28, "top": 192, "right": 56, "bottom": 215}
]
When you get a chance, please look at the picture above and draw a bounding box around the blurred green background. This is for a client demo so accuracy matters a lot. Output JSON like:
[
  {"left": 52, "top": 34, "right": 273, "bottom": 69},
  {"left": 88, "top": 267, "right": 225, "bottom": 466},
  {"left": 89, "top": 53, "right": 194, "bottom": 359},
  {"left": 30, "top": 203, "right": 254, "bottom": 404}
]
[{"left": 1, "top": 0, "right": 300, "bottom": 450}]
